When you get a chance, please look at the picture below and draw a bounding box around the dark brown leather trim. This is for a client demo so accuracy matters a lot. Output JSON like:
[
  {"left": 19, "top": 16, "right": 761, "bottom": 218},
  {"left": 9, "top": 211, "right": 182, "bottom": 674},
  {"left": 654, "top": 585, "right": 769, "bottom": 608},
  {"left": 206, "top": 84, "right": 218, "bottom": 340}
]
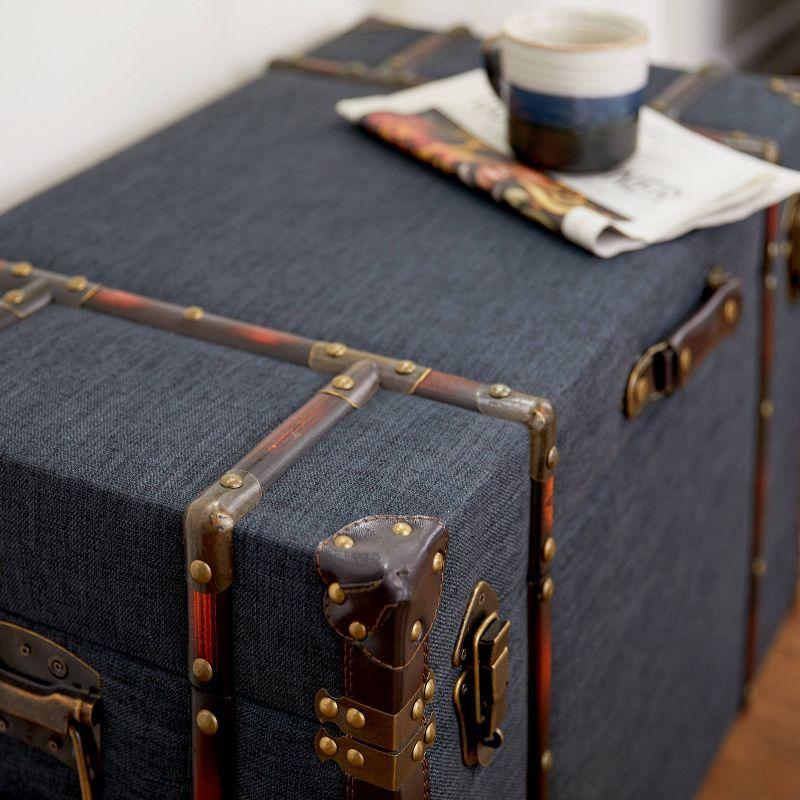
[
  {"left": 317, "top": 516, "right": 447, "bottom": 671},
  {"left": 626, "top": 270, "right": 743, "bottom": 417},
  {"left": 316, "top": 516, "right": 447, "bottom": 799}
]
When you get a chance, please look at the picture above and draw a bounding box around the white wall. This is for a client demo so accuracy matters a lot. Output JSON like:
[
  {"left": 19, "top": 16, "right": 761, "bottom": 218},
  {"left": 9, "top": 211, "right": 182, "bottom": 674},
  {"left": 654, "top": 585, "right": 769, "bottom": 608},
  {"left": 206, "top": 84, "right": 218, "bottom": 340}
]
[
  {"left": 368, "top": 0, "right": 781, "bottom": 67},
  {"left": 0, "top": 1, "right": 785, "bottom": 214},
  {"left": 0, "top": 0, "right": 367, "bottom": 213}
]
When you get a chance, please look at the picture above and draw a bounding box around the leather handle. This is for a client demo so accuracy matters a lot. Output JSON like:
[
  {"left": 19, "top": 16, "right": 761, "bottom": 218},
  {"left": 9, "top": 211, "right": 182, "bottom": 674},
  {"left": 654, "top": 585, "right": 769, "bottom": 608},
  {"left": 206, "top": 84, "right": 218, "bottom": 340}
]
[{"left": 625, "top": 270, "right": 743, "bottom": 418}]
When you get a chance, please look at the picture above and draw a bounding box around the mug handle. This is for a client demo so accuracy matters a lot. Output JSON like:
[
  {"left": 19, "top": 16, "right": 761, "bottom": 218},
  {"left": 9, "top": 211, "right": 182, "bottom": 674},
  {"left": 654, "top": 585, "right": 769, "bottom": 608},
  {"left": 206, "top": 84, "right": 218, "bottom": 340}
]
[{"left": 481, "top": 35, "right": 503, "bottom": 98}]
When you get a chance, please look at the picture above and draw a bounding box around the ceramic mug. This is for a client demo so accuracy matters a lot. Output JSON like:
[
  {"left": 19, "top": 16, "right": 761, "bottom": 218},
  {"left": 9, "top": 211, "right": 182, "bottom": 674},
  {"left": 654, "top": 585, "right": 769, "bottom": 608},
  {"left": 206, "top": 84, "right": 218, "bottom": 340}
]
[{"left": 483, "top": 9, "right": 649, "bottom": 172}]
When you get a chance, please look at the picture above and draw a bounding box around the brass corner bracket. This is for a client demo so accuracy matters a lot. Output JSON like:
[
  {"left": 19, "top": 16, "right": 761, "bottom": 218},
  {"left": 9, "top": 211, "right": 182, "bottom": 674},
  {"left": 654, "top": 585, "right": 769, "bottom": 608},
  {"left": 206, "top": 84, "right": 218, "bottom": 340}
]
[{"left": 0, "top": 621, "right": 102, "bottom": 800}]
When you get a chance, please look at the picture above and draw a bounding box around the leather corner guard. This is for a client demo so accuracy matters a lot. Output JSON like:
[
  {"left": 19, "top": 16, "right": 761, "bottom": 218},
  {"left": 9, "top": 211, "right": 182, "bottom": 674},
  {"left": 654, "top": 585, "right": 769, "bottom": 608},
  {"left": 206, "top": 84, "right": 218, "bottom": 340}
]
[
  {"left": 315, "top": 515, "right": 447, "bottom": 798},
  {"left": 626, "top": 269, "right": 743, "bottom": 418}
]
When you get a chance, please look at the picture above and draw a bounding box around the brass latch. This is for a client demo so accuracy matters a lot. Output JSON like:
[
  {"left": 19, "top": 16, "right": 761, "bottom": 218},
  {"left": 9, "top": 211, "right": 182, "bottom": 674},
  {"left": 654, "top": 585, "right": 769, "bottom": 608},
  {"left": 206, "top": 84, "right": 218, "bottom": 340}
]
[
  {"left": 453, "top": 581, "right": 510, "bottom": 767},
  {"left": 0, "top": 621, "right": 102, "bottom": 800},
  {"left": 625, "top": 269, "right": 743, "bottom": 418}
]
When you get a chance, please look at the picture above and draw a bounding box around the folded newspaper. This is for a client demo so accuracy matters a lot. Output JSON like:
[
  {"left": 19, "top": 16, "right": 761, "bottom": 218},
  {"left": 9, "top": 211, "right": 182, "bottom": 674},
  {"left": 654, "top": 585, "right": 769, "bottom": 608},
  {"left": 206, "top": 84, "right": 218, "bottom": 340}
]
[{"left": 337, "top": 69, "right": 800, "bottom": 258}]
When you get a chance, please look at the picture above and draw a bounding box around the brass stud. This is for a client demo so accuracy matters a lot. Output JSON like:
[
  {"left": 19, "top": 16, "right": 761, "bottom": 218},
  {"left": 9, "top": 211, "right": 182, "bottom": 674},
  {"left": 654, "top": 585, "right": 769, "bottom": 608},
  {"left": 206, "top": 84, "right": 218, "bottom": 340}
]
[
  {"left": 332, "top": 375, "right": 355, "bottom": 391},
  {"left": 66, "top": 275, "right": 88, "bottom": 293},
  {"left": 189, "top": 560, "right": 212, "bottom": 585},
  {"left": 752, "top": 557, "right": 767, "bottom": 578},
  {"left": 412, "top": 698, "right": 424, "bottom": 721},
  {"left": 424, "top": 721, "right": 436, "bottom": 745},
  {"left": 395, "top": 360, "right": 416, "bottom": 375},
  {"left": 349, "top": 621, "right": 367, "bottom": 641},
  {"left": 411, "top": 620, "right": 423, "bottom": 642},
  {"left": 3, "top": 290, "right": 24, "bottom": 305},
  {"left": 767, "top": 241, "right": 781, "bottom": 258},
  {"left": 635, "top": 376, "right": 650, "bottom": 406},
  {"left": 319, "top": 697, "right": 339, "bottom": 719},
  {"left": 192, "top": 658, "right": 213, "bottom": 683},
  {"left": 432, "top": 552, "right": 444, "bottom": 573},
  {"left": 10, "top": 262, "right": 33, "bottom": 278},
  {"left": 196, "top": 710, "right": 219, "bottom": 735},
  {"left": 325, "top": 342, "right": 348, "bottom": 358},
  {"left": 760, "top": 399, "right": 774, "bottom": 419},
  {"left": 765, "top": 274, "right": 778, "bottom": 292},
  {"left": 211, "top": 511, "right": 234, "bottom": 532},
  {"left": 489, "top": 383, "right": 511, "bottom": 399},
  {"left": 183, "top": 305, "right": 204, "bottom": 321},
  {"left": 541, "top": 749, "right": 554, "bottom": 772},
  {"left": 346, "top": 708, "right": 366, "bottom": 729},
  {"left": 328, "top": 583, "right": 346, "bottom": 604},
  {"left": 334, "top": 535, "right": 354, "bottom": 549},
  {"left": 318, "top": 736, "right": 338, "bottom": 757},
  {"left": 546, "top": 446, "right": 560, "bottom": 470},
  {"left": 723, "top": 297, "right": 739, "bottom": 325},
  {"left": 346, "top": 749, "right": 365, "bottom": 768},
  {"left": 412, "top": 741, "right": 425, "bottom": 762},
  {"left": 542, "top": 537, "right": 557, "bottom": 562},
  {"left": 424, "top": 676, "right": 436, "bottom": 702},
  {"left": 541, "top": 577, "right": 555, "bottom": 602},
  {"left": 219, "top": 473, "right": 243, "bottom": 489},
  {"left": 392, "top": 521, "right": 413, "bottom": 536},
  {"left": 679, "top": 347, "right": 693, "bottom": 374}
]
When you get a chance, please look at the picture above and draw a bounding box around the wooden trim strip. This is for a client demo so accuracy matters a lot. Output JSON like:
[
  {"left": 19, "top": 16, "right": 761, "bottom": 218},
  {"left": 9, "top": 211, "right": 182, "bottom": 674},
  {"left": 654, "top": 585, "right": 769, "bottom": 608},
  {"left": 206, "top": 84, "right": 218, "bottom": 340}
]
[
  {"left": 0, "top": 258, "right": 556, "bottom": 799},
  {"left": 185, "top": 362, "right": 379, "bottom": 799},
  {"left": 744, "top": 202, "right": 781, "bottom": 699},
  {"left": 529, "top": 476, "right": 555, "bottom": 798}
]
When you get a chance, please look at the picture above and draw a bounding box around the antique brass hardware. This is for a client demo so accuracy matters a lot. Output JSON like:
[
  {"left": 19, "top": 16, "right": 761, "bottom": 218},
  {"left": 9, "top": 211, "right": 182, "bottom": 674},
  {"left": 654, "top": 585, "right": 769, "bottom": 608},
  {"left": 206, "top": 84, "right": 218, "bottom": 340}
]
[
  {"left": 314, "top": 717, "right": 435, "bottom": 791},
  {"left": 453, "top": 581, "right": 510, "bottom": 768},
  {"left": 0, "top": 621, "right": 102, "bottom": 800},
  {"left": 770, "top": 77, "right": 800, "bottom": 108},
  {"left": 314, "top": 681, "right": 434, "bottom": 752},
  {"left": 625, "top": 269, "right": 743, "bottom": 418}
]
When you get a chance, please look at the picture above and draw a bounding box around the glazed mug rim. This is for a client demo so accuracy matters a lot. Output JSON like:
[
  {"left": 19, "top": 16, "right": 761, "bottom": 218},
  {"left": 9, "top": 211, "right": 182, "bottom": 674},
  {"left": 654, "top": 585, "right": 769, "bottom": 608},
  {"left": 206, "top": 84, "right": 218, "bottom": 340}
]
[{"left": 501, "top": 8, "right": 649, "bottom": 53}]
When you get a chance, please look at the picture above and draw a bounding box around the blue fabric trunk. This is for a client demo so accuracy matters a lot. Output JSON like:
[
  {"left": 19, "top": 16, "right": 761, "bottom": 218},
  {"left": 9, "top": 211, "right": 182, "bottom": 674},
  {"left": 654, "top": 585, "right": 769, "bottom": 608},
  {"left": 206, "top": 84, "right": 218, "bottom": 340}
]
[{"left": 0, "top": 20, "right": 797, "bottom": 800}]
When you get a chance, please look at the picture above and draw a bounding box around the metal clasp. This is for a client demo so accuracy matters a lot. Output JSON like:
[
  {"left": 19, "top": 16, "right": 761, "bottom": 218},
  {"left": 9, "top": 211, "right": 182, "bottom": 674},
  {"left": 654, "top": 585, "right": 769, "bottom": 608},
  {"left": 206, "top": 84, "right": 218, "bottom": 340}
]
[
  {"left": 0, "top": 622, "right": 102, "bottom": 800},
  {"left": 453, "top": 581, "right": 510, "bottom": 767}
]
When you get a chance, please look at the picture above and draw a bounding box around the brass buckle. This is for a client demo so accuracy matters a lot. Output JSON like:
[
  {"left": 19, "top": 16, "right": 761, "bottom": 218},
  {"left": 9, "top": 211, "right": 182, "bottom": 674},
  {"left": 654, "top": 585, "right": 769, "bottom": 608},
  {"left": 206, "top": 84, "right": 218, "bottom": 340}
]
[
  {"left": 453, "top": 581, "right": 510, "bottom": 767},
  {"left": 0, "top": 622, "right": 102, "bottom": 800}
]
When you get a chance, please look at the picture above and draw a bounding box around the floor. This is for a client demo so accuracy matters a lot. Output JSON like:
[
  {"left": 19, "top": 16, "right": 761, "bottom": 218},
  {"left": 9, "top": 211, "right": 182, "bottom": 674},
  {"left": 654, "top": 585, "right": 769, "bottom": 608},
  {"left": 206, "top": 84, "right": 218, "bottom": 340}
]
[{"left": 697, "top": 602, "right": 800, "bottom": 800}]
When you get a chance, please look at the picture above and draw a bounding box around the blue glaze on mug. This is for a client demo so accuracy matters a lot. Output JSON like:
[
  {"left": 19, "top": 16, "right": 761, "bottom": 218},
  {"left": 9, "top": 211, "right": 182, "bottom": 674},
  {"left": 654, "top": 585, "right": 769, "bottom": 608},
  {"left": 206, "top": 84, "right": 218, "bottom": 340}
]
[{"left": 508, "top": 86, "right": 644, "bottom": 129}]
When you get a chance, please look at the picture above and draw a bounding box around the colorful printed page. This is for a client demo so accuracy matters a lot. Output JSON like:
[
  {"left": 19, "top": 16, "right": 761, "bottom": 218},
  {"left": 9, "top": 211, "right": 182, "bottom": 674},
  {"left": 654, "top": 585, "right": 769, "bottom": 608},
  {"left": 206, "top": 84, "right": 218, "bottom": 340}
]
[{"left": 336, "top": 70, "right": 800, "bottom": 258}]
